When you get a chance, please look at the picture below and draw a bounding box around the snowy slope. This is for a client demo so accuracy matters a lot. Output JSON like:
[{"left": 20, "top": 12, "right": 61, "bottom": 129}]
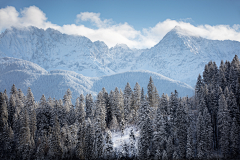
[
  {"left": 0, "top": 57, "right": 194, "bottom": 102},
  {"left": 135, "top": 26, "right": 240, "bottom": 86},
  {"left": 1, "top": 26, "right": 240, "bottom": 87},
  {"left": 0, "top": 27, "right": 115, "bottom": 77}
]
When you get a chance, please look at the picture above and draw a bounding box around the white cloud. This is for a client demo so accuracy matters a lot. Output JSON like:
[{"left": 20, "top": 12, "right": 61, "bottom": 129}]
[{"left": 1, "top": 6, "right": 240, "bottom": 49}]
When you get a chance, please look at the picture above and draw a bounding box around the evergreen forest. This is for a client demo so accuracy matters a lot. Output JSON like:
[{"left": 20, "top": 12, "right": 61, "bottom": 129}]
[{"left": 1, "top": 55, "right": 240, "bottom": 160}]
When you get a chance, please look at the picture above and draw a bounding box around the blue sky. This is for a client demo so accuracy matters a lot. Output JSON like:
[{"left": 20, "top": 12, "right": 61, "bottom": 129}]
[{"left": 0, "top": 0, "right": 240, "bottom": 48}]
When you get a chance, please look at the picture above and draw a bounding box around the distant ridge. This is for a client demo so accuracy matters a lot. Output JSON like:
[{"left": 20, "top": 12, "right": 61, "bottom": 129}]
[{"left": 0, "top": 57, "right": 194, "bottom": 103}]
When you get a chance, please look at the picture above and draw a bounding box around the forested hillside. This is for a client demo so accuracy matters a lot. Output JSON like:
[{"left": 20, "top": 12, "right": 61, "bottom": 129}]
[{"left": 0, "top": 55, "right": 240, "bottom": 160}]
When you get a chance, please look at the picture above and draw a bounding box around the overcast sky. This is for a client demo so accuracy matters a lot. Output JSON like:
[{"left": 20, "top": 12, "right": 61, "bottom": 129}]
[{"left": 1, "top": 0, "right": 240, "bottom": 49}]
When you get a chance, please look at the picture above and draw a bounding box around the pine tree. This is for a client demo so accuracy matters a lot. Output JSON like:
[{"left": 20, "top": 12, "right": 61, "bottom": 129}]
[
  {"left": 18, "top": 109, "right": 32, "bottom": 160},
  {"left": 138, "top": 116, "right": 153, "bottom": 160},
  {"left": 29, "top": 109, "right": 37, "bottom": 141},
  {"left": 85, "top": 94, "right": 94, "bottom": 120},
  {"left": 166, "top": 136, "right": 174, "bottom": 160},
  {"left": 36, "top": 94, "right": 53, "bottom": 137},
  {"left": 175, "top": 99, "right": 188, "bottom": 159},
  {"left": 169, "top": 90, "right": 178, "bottom": 126},
  {"left": 8, "top": 94, "right": 16, "bottom": 128},
  {"left": 195, "top": 74, "right": 203, "bottom": 101},
  {"left": 0, "top": 92, "right": 9, "bottom": 159},
  {"left": 102, "top": 88, "right": 112, "bottom": 129},
  {"left": 153, "top": 107, "right": 167, "bottom": 154},
  {"left": 26, "top": 87, "right": 34, "bottom": 111},
  {"left": 162, "top": 150, "right": 168, "bottom": 160},
  {"left": 123, "top": 82, "right": 132, "bottom": 126},
  {"left": 173, "top": 151, "right": 179, "bottom": 160},
  {"left": 48, "top": 116, "right": 62, "bottom": 160},
  {"left": 84, "top": 118, "right": 94, "bottom": 160},
  {"left": 129, "top": 128, "right": 136, "bottom": 159},
  {"left": 76, "top": 97, "right": 86, "bottom": 124},
  {"left": 203, "top": 107, "right": 213, "bottom": 159},
  {"left": 218, "top": 94, "right": 231, "bottom": 158},
  {"left": 197, "top": 113, "right": 205, "bottom": 159},
  {"left": 94, "top": 98, "right": 104, "bottom": 159},
  {"left": 159, "top": 93, "right": 168, "bottom": 115},
  {"left": 186, "top": 124, "right": 194, "bottom": 160},
  {"left": 109, "top": 115, "right": 119, "bottom": 132},
  {"left": 154, "top": 147, "right": 161, "bottom": 160},
  {"left": 230, "top": 117, "right": 240, "bottom": 158},
  {"left": 203, "top": 64, "right": 209, "bottom": 85},
  {"left": 133, "top": 82, "right": 141, "bottom": 112},
  {"left": 104, "top": 130, "right": 114, "bottom": 160},
  {"left": 75, "top": 122, "right": 86, "bottom": 160},
  {"left": 147, "top": 76, "right": 155, "bottom": 108}
]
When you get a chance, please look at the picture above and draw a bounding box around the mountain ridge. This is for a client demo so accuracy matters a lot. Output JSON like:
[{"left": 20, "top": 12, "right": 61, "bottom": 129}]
[
  {"left": 1, "top": 26, "right": 240, "bottom": 86},
  {"left": 0, "top": 57, "right": 194, "bottom": 103}
]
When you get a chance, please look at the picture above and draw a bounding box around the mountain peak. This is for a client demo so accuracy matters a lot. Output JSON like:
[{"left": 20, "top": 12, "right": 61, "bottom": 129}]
[
  {"left": 169, "top": 25, "right": 200, "bottom": 37},
  {"left": 113, "top": 43, "right": 129, "bottom": 49}
]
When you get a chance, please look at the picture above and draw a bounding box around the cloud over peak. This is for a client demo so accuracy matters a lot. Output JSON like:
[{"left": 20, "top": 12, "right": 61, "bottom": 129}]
[{"left": 1, "top": 6, "right": 240, "bottom": 49}]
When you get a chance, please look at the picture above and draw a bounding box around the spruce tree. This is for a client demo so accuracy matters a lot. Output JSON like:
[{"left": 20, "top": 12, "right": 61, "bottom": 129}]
[
  {"left": 175, "top": 99, "right": 188, "bottom": 159},
  {"left": 138, "top": 116, "right": 153, "bottom": 160},
  {"left": 123, "top": 82, "right": 132, "bottom": 126},
  {"left": 94, "top": 98, "right": 104, "bottom": 159},
  {"left": 218, "top": 94, "right": 231, "bottom": 158},
  {"left": 75, "top": 122, "right": 86, "bottom": 160},
  {"left": 230, "top": 117, "right": 240, "bottom": 158},
  {"left": 85, "top": 94, "right": 94, "bottom": 120},
  {"left": 18, "top": 109, "right": 32, "bottom": 160},
  {"left": 104, "top": 130, "right": 114, "bottom": 160},
  {"left": 166, "top": 136, "right": 174, "bottom": 159},
  {"left": 186, "top": 124, "right": 194, "bottom": 160},
  {"left": 48, "top": 116, "right": 62, "bottom": 160},
  {"left": 0, "top": 92, "right": 9, "bottom": 159},
  {"left": 76, "top": 97, "right": 86, "bottom": 124},
  {"left": 84, "top": 118, "right": 94, "bottom": 160},
  {"left": 147, "top": 76, "right": 155, "bottom": 108},
  {"left": 129, "top": 128, "right": 136, "bottom": 159}
]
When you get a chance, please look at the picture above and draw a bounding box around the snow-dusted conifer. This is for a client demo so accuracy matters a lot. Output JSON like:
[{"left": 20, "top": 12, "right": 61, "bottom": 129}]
[
  {"left": 175, "top": 99, "right": 188, "bottom": 159},
  {"left": 218, "top": 94, "right": 231, "bottom": 158},
  {"left": 186, "top": 124, "right": 194, "bottom": 160},
  {"left": 48, "top": 116, "right": 62, "bottom": 160},
  {"left": 18, "top": 109, "right": 32, "bottom": 160},
  {"left": 230, "top": 117, "right": 240, "bottom": 158},
  {"left": 166, "top": 136, "right": 174, "bottom": 159},
  {"left": 104, "top": 130, "right": 114, "bottom": 160},
  {"left": 84, "top": 118, "right": 94, "bottom": 160},
  {"left": 129, "top": 128, "right": 136, "bottom": 158},
  {"left": 75, "top": 122, "right": 86, "bottom": 160},
  {"left": 147, "top": 76, "right": 155, "bottom": 108},
  {"left": 85, "top": 94, "right": 94, "bottom": 120},
  {"left": 94, "top": 96, "right": 104, "bottom": 159},
  {"left": 138, "top": 116, "right": 153, "bottom": 160}
]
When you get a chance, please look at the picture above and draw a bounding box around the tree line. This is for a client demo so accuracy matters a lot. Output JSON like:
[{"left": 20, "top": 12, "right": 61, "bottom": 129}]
[{"left": 0, "top": 55, "right": 240, "bottom": 160}]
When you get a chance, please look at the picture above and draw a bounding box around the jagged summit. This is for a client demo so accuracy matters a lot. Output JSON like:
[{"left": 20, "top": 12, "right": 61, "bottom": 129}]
[
  {"left": 1, "top": 26, "right": 240, "bottom": 87},
  {"left": 170, "top": 26, "right": 199, "bottom": 37}
]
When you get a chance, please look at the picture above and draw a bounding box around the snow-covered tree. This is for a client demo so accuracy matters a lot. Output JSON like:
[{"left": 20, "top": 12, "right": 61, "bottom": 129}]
[
  {"left": 129, "top": 128, "right": 136, "bottom": 158},
  {"left": 138, "top": 116, "right": 153, "bottom": 160},
  {"left": 230, "top": 117, "right": 240, "bottom": 158},
  {"left": 218, "top": 94, "right": 231, "bottom": 158},
  {"left": 84, "top": 118, "right": 94, "bottom": 160},
  {"left": 104, "top": 130, "right": 114, "bottom": 160},
  {"left": 85, "top": 94, "right": 94, "bottom": 120}
]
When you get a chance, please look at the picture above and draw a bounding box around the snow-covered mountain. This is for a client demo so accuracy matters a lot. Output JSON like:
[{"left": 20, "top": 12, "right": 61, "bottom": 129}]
[
  {"left": 134, "top": 26, "right": 240, "bottom": 86},
  {"left": 1, "top": 26, "right": 240, "bottom": 87},
  {"left": 0, "top": 57, "right": 193, "bottom": 102}
]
